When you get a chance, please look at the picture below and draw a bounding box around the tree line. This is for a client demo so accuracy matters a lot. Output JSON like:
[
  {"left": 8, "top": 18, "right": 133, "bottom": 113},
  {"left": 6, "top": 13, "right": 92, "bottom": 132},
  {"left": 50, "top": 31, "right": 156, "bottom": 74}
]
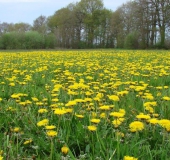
[{"left": 0, "top": 0, "right": 170, "bottom": 49}]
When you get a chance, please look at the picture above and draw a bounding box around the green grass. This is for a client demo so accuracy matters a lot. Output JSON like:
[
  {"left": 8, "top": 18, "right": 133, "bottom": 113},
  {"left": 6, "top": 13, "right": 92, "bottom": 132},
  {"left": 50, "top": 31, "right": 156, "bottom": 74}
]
[{"left": 0, "top": 50, "right": 170, "bottom": 160}]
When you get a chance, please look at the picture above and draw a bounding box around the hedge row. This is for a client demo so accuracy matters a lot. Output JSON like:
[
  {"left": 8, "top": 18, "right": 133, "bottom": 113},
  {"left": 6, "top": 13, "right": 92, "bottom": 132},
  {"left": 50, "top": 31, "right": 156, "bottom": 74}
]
[{"left": 0, "top": 31, "right": 56, "bottom": 49}]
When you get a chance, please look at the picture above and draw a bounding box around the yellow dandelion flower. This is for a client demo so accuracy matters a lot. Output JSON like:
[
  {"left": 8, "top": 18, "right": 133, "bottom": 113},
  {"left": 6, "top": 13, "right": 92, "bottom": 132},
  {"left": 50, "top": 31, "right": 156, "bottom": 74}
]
[
  {"left": 136, "top": 113, "right": 150, "bottom": 120},
  {"left": 145, "top": 106, "right": 154, "bottom": 113},
  {"left": 24, "top": 139, "right": 32, "bottom": 145},
  {"left": 129, "top": 121, "right": 144, "bottom": 132},
  {"left": 144, "top": 94, "right": 154, "bottom": 100},
  {"left": 112, "top": 119, "right": 122, "bottom": 128},
  {"left": 65, "top": 108, "right": 73, "bottom": 113},
  {"left": 0, "top": 155, "right": 3, "bottom": 160},
  {"left": 119, "top": 109, "right": 126, "bottom": 114},
  {"left": 159, "top": 119, "right": 170, "bottom": 131},
  {"left": 110, "top": 112, "right": 125, "bottom": 118},
  {"left": 144, "top": 101, "right": 157, "bottom": 107},
  {"left": 54, "top": 109, "right": 67, "bottom": 115},
  {"left": 51, "top": 98, "right": 59, "bottom": 102},
  {"left": 61, "top": 146, "right": 69, "bottom": 155},
  {"left": 100, "top": 112, "right": 106, "bottom": 118},
  {"left": 156, "top": 86, "right": 163, "bottom": 90},
  {"left": 96, "top": 93, "right": 104, "bottom": 98},
  {"left": 124, "top": 156, "right": 138, "bottom": 160},
  {"left": 84, "top": 98, "right": 93, "bottom": 102},
  {"left": 65, "top": 100, "right": 77, "bottom": 107},
  {"left": 75, "top": 114, "right": 84, "bottom": 118},
  {"left": 45, "top": 125, "right": 56, "bottom": 130},
  {"left": 11, "top": 127, "right": 20, "bottom": 133},
  {"left": 99, "top": 105, "right": 110, "bottom": 110},
  {"left": 9, "top": 82, "right": 15, "bottom": 86},
  {"left": 87, "top": 125, "right": 97, "bottom": 131},
  {"left": 149, "top": 118, "right": 159, "bottom": 125},
  {"left": 108, "top": 95, "right": 120, "bottom": 101},
  {"left": 36, "top": 102, "right": 44, "bottom": 106},
  {"left": 11, "top": 94, "right": 20, "bottom": 99},
  {"left": 46, "top": 130, "right": 57, "bottom": 137},
  {"left": 31, "top": 97, "right": 39, "bottom": 102},
  {"left": 90, "top": 118, "right": 100, "bottom": 124},
  {"left": 117, "top": 91, "right": 129, "bottom": 96},
  {"left": 91, "top": 112, "right": 97, "bottom": 118},
  {"left": 38, "top": 109, "right": 48, "bottom": 113},
  {"left": 152, "top": 113, "right": 159, "bottom": 117},
  {"left": 37, "top": 119, "right": 49, "bottom": 127},
  {"left": 162, "top": 96, "right": 170, "bottom": 101}
]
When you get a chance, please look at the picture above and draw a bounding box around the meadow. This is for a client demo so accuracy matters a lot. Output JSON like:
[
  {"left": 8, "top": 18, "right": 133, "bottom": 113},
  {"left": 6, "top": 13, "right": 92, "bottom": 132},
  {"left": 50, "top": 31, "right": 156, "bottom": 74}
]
[{"left": 0, "top": 50, "right": 170, "bottom": 160}]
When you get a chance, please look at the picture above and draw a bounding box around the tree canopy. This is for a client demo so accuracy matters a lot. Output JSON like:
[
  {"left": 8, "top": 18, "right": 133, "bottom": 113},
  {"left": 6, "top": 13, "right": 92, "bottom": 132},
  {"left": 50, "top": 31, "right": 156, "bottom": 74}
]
[{"left": 0, "top": 0, "right": 170, "bottom": 49}]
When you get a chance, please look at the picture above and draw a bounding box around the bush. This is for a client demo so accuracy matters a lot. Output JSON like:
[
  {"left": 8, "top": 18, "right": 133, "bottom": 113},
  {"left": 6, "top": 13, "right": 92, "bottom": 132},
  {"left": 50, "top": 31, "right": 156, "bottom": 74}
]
[
  {"left": 124, "top": 32, "right": 139, "bottom": 49},
  {"left": 0, "top": 31, "right": 56, "bottom": 49},
  {"left": 0, "top": 36, "right": 4, "bottom": 49},
  {"left": 24, "top": 31, "right": 44, "bottom": 49},
  {"left": 151, "top": 42, "right": 168, "bottom": 49},
  {"left": 44, "top": 34, "right": 56, "bottom": 49}
]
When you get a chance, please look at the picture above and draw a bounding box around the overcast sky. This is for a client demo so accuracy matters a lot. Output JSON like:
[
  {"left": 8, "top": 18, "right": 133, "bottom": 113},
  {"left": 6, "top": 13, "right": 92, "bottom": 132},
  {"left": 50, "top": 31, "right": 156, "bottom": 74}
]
[{"left": 0, "top": 0, "right": 128, "bottom": 25}]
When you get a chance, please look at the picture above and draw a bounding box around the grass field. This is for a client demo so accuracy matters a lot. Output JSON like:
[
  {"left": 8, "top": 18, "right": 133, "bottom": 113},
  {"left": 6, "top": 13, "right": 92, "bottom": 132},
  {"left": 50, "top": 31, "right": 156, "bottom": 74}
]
[{"left": 0, "top": 50, "right": 170, "bottom": 160}]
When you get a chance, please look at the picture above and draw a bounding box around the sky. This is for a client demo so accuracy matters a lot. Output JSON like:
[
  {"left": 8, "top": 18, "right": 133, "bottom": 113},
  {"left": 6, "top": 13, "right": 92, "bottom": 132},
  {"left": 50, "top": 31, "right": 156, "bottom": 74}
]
[{"left": 0, "top": 0, "right": 128, "bottom": 25}]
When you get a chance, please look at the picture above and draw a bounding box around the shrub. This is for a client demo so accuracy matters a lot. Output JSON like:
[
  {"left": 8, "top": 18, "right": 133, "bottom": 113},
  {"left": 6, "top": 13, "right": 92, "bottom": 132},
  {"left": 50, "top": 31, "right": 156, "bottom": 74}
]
[
  {"left": 124, "top": 32, "right": 139, "bottom": 49},
  {"left": 0, "top": 31, "right": 57, "bottom": 49}
]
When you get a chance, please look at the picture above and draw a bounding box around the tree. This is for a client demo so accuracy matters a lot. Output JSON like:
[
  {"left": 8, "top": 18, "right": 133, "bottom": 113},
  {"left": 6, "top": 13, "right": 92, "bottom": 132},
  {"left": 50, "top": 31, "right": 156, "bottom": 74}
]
[
  {"left": 48, "top": 6, "right": 76, "bottom": 48},
  {"left": 151, "top": 0, "right": 170, "bottom": 47},
  {"left": 33, "top": 15, "right": 48, "bottom": 35},
  {"left": 77, "top": 0, "right": 104, "bottom": 47},
  {"left": 13, "top": 22, "right": 31, "bottom": 32},
  {"left": 0, "top": 22, "right": 14, "bottom": 34}
]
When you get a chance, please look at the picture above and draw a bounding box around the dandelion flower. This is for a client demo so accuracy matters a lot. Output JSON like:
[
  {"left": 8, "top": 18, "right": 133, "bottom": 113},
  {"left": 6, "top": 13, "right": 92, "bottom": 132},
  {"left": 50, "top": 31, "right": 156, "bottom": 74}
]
[
  {"left": 24, "top": 139, "right": 32, "bottom": 145},
  {"left": 45, "top": 125, "right": 56, "bottom": 130},
  {"left": 90, "top": 118, "right": 100, "bottom": 124},
  {"left": 99, "top": 105, "right": 110, "bottom": 110},
  {"left": 65, "top": 100, "right": 77, "bottom": 106},
  {"left": 87, "top": 125, "right": 97, "bottom": 131},
  {"left": 129, "top": 121, "right": 144, "bottom": 132},
  {"left": 108, "top": 95, "right": 120, "bottom": 101},
  {"left": 100, "top": 112, "right": 106, "bottom": 118},
  {"left": 149, "top": 118, "right": 159, "bottom": 125},
  {"left": 112, "top": 118, "right": 124, "bottom": 128},
  {"left": 38, "top": 109, "right": 48, "bottom": 113},
  {"left": 37, "top": 119, "right": 49, "bottom": 127},
  {"left": 61, "top": 146, "right": 69, "bottom": 155},
  {"left": 46, "top": 130, "right": 57, "bottom": 137},
  {"left": 31, "top": 97, "right": 39, "bottom": 102},
  {"left": 136, "top": 113, "right": 150, "bottom": 120},
  {"left": 54, "top": 108, "right": 67, "bottom": 115},
  {"left": 110, "top": 112, "right": 125, "bottom": 118},
  {"left": 162, "top": 96, "right": 170, "bottom": 101},
  {"left": 0, "top": 155, "right": 3, "bottom": 160},
  {"left": 75, "top": 114, "right": 84, "bottom": 118},
  {"left": 11, "top": 127, "right": 20, "bottom": 133},
  {"left": 124, "top": 156, "right": 138, "bottom": 160},
  {"left": 159, "top": 119, "right": 170, "bottom": 131}
]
